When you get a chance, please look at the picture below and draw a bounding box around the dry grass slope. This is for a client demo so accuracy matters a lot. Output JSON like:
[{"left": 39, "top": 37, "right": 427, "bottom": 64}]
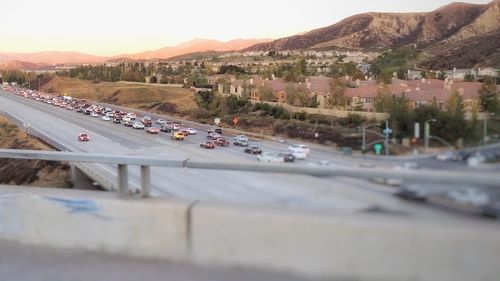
[
  {"left": 41, "top": 77, "right": 198, "bottom": 116},
  {"left": 0, "top": 116, "right": 71, "bottom": 188}
]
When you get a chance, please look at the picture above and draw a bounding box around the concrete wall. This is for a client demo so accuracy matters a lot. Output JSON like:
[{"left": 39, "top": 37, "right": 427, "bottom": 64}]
[
  {"left": 0, "top": 185, "right": 189, "bottom": 260},
  {"left": 251, "top": 100, "right": 389, "bottom": 121},
  {"left": 1, "top": 185, "right": 500, "bottom": 281},
  {"left": 190, "top": 203, "right": 500, "bottom": 281}
]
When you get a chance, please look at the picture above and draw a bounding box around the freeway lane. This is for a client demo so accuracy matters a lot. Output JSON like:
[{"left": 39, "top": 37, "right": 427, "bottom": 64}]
[
  {"left": 1, "top": 90, "right": 498, "bottom": 221},
  {"left": 0, "top": 91, "right": 378, "bottom": 212}
]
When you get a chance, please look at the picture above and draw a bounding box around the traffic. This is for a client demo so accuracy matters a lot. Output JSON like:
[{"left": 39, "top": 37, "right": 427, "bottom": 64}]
[{"left": 4, "top": 87, "right": 312, "bottom": 164}]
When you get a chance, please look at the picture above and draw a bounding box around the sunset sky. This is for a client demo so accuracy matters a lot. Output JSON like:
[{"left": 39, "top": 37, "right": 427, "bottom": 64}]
[{"left": 0, "top": 0, "right": 492, "bottom": 56}]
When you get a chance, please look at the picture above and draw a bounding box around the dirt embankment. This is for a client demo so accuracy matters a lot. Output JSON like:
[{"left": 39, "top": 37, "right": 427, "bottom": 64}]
[
  {"left": 0, "top": 116, "right": 71, "bottom": 188},
  {"left": 41, "top": 77, "right": 198, "bottom": 117}
]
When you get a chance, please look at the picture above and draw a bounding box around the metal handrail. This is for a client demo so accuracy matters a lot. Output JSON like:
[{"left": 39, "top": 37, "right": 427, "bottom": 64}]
[{"left": 0, "top": 149, "right": 499, "bottom": 193}]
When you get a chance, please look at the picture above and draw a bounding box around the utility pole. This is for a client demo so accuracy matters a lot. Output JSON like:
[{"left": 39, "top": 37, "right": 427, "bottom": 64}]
[
  {"left": 384, "top": 120, "right": 390, "bottom": 156},
  {"left": 424, "top": 119, "right": 437, "bottom": 153}
]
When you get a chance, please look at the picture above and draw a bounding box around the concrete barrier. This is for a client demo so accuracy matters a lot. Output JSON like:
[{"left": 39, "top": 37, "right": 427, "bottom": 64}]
[
  {"left": 2, "top": 184, "right": 500, "bottom": 281},
  {"left": 0, "top": 185, "right": 190, "bottom": 260},
  {"left": 190, "top": 203, "right": 500, "bottom": 281}
]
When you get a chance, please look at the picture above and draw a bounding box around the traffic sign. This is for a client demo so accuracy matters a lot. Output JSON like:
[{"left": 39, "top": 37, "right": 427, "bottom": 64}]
[
  {"left": 383, "top": 128, "right": 392, "bottom": 135},
  {"left": 214, "top": 118, "right": 221, "bottom": 125},
  {"left": 232, "top": 117, "right": 238, "bottom": 125}
]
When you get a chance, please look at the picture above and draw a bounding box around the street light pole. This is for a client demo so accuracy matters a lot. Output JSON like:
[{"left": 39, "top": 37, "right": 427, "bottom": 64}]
[
  {"left": 424, "top": 118, "right": 437, "bottom": 153},
  {"left": 384, "top": 120, "right": 389, "bottom": 156},
  {"left": 483, "top": 113, "right": 495, "bottom": 146},
  {"left": 361, "top": 123, "right": 380, "bottom": 152}
]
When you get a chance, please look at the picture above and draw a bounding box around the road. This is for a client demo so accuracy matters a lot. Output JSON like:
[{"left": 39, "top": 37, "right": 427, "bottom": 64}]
[{"left": 0, "top": 89, "right": 498, "bottom": 221}]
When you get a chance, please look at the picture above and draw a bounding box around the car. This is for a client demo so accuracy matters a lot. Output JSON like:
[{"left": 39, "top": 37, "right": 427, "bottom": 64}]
[
  {"left": 126, "top": 112, "right": 137, "bottom": 120},
  {"left": 288, "top": 144, "right": 310, "bottom": 155},
  {"left": 132, "top": 121, "right": 145, "bottom": 129},
  {"left": 179, "top": 129, "right": 190, "bottom": 137},
  {"left": 113, "top": 118, "right": 121, "bottom": 124},
  {"left": 278, "top": 152, "right": 295, "bottom": 162},
  {"left": 122, "top": 116, "right": 132, "bottom": 122},
  {"left": 208, "top": 127, "right": 223, "bottom": 135},
  {"left": 436, "top": 151, "right": 455, "bottom": 161},
  {"left": 207, "top": 132, "right": 222, "bottom": 140},
  {"left": 123, "top": 120, "right": 133, "bottom": 127},
  {"left": 155, "top": 119, "right": 165, "bottom": 125},
  {"left": 101, "top": 115, "right": 111, "bottom": 121},
  {"left": 171, "top": 132, "right": 184, "bottom": 141},
  {"left": 289, "top": 150, "right": 307, "bottom": 160},
  {"left": 90, "top": 111, "right": 99, "bottom": 117},
  {"left": 146, "top": 127, "right": 160, "bottom": 134},
  {"left": 214, "top": 138, "right": 230, "bottom": 147},
  {"left": 233, "top": 135, "right": 249, "bottom": 146},
  {"left": 244, "top": 146, "right": 262, "bottom": 154},
  {"left": 160, "top": 124, "right": 172, "bottom": 132},
  {"left": 77, "top": 133, "right": 90, "bottom": 142},
  {"left": 467, "top": 152, "right": 486, "bottom": 167},
  {"left": 395, "top": 186, "right": 428, "bottom": 201},
  {"left": 448, "top": 188, "right": 490, "bottom": 206},
  {"left": 200, "top": 141, "right": 215, "bottom": 149},
  {"left": 479, "top": 202, "right": 500, "bottom": 218},
  {"left": 66, "top": 106, "right": 74, "bottom": 110},
  {"left": 186, "top": 128, "right": 197, "bottom": 135},
  {"left": 173, "top": 122, "right": 181, "bottom": 131},
  {"left": 257, "top": 152, "right": 285, "bottom": 163},
  {"left": 141, "top": 116, "right": 152, "bottom": 127}
]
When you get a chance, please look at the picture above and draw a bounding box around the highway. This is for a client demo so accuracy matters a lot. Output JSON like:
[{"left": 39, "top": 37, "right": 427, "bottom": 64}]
[{"left": 0, "top": 89, "right": 498, "bottom": 221}]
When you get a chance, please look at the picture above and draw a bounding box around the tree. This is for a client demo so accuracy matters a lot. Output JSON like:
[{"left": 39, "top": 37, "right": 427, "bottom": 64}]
[
  {"left": 374, "top": 85, "right": 393, "bottom": 112},
  {"left": 479, "top": 77, "right": 499, "bottom": 113},
  {"left": 440, "top": 90, "right": 466, "bottom": 142},
  {"left": 327, "top": 78, "right": 349, "bottom": 109},
  {"left": 463, "top": 73, "right": 475, "bottom": 82},
  {"left": 285, "top": 84, "right": 308, "bottom": 106},
  {"left": 258, "top": 85, "right": 275, "bottom": 102},
  {"left": 387, "top": 93, "right": 413, "bottom": 138},
  {"left": 437, "top": 71, "right": 447, "bottom": 81}
]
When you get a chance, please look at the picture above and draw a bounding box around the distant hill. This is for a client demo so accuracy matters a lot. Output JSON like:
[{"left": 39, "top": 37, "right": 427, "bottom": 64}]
[
  {"left": 118, "top": 38, "right": 272, "bottom": 60},
  {"left": 1, "top": 60, "right": 47, "bottom": 71},
  {"left": 0, "top": 51, "right": 106, "bottom": 65},
  {"left": 246, "top": 1, "right": 500, "bottom": 67},
  {"left": 0, "top": 38, "right": 271, "bottom": 66}
]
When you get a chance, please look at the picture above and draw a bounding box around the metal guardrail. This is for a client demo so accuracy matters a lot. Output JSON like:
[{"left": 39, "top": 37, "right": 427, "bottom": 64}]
[{"left": 0, "top": 149, "right": 499, "bottom": 198}]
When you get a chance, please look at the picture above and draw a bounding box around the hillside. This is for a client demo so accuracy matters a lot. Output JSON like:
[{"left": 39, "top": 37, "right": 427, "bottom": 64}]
[
  {"left": 245, "top": 1, "right": 500, "bottom": 67},
  {"left": 1, "top": 60, "right": 47, "bottom": 70},
  {"left": 121, "top": 38, "right": 271, "bottom": 60},
  {"left": 40, "top": 77, "right": 199, "bottom": 116},
  {"left": 0, "top": 116, "right": 71, "bottom": 188}
]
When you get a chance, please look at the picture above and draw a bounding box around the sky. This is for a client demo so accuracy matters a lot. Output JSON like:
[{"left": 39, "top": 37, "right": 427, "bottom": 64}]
[{"left": 0, "top": 0, "right": 492, "bottom": 56}]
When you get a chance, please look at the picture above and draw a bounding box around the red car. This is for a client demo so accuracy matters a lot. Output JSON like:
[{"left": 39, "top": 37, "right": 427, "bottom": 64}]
[
  {"left": 146, "top": 127, "right": 159, "bottom": 134},
  {"left": 200, "top": 141, "right": 215, "bottom": 149},
  {"left": 78, "top": 133, "right": 90, "bottom": 141},
  {"left": 214, "top": 138, "right": 229, "bottom": 147}
]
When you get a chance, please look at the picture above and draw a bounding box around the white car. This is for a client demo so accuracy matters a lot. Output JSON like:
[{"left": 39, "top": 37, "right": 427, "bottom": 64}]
[
  {"left": 448, "top": 188, "right": 490, "bottom": 206},
  {"left": 436, "top": 151, "right": 455, "bottom": 161},
  {"left": 290, "top": 150, "right": 307, "bottom": 160},
  {"left": 288, "top": 144, "right": 310, "bottom": 155},
  {"left": 132, "top": 121, "right": 145, "bottom": 129},
  {"left": 234, "top": 135, "right": 249, "bottom": 142},
  {"left": 467, "top": 152, "right": 486, "bottom": 167},
  {"left": 122, "top": 116, "right": 131, "bottom": 122},
  {"left": 90, "top": 112, "right": 99, "bottom": 117},
  {"left": 186, "top": 128, "right": 197, "bottom": 135},
  {"left": 257, "top": 152, "right": 284, "bottom": 163},
  {"left": 155, "top": 119, "right": 165, "bottom": 125},
  {"left": 106, "top": 112, "right": 114, "bottom": 118},
  {"left": 101, "top": 116, "right": 111, "bottom": 121}
]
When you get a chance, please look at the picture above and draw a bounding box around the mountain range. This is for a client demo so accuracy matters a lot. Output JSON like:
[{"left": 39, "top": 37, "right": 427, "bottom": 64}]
[
  {"left": 246, "top": 0, "right": 500, "bottom": 68},
  {"left": 0, "top": 38, "right": 271, "bottom": 68},
  {"left": 1, "top": 1, "right": 499, "bottom": 70}
]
